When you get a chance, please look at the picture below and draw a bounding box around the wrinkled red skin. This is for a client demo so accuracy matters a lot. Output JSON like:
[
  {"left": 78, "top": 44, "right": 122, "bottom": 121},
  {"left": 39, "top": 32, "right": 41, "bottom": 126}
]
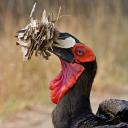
[
  {"left": 49, "top": 43, "right": 95, "bottom": 104},
  {"left": 72, "top": 43, "right": 95, "bottom": 63}
]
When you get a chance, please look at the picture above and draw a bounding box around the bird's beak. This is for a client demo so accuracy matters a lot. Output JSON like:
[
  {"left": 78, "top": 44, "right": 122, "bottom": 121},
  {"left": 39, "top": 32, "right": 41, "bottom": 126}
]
[
  {"left": 51, "top": 33, "right": 78, "bottom": 63},
  {"left": 51, "top": 47, "right": 74, "bottom": 63}
]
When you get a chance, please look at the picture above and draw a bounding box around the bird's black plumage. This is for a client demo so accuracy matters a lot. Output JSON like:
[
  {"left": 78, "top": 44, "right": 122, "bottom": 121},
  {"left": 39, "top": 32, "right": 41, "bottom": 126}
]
[
  {"left": 52, "top": 59, "right": 128, "bottom": 128},
  {"left": 50, "top": 32, "right": 128, "bottom": 128},
  {"left": 96, "top": 99, "right": 128, "bottom": 123}
]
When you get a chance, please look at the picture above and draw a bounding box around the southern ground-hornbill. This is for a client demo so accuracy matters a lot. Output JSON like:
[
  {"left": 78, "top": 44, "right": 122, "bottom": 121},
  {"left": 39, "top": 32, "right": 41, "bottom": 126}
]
[
  {"left": 16, "top": 29, "right": 128, "bottom": 127},
  {"left": 15, "top": 5, "right": 128, "bottom": 128},
  {"left": 49, "top": 32, "right": 128, "bottom": 128}
]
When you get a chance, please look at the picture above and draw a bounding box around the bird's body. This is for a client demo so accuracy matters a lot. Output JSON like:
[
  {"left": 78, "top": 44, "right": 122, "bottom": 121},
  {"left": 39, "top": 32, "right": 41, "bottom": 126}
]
[
  {"left": 16, "top": 27, "right": 128, "bottom": 127},
  {"left": 50, "top": 33, "right": 128, "bottom": 128},
  {"left": 15, "top": 6, "right": 128, "bottom": 128},
  {"left": 52, "top": 58, "right": 128, "bottom": 128}
]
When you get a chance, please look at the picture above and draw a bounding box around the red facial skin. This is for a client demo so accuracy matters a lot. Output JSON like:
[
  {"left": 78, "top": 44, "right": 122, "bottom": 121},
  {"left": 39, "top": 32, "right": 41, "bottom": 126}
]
[
  {"left": 71, "top": 43, "right": 96, "bottom": 63},
  {"left": 50, "top": 43, "right": 96, "bottom": 104}
]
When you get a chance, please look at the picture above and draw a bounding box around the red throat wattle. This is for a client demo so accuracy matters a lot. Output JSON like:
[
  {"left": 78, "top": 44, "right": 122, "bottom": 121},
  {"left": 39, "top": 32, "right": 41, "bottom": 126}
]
[
  {"left": 49, "top": 60, "right": 85, "bottom": 104},
  {"left": 50, "top": 43, "right": 95, "bottom": 104}
]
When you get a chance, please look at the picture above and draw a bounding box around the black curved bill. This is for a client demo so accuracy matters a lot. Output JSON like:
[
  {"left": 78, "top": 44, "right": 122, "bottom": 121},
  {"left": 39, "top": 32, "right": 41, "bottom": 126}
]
[{"left": 51, "top": 46, "right": 74, "bottom": 63}]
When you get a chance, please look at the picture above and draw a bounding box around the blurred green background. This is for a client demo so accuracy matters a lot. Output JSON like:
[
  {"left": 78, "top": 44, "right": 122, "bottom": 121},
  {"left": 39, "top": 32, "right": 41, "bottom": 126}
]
[{"left": 0, "top": 0, "right": 128, "bottom": 118}]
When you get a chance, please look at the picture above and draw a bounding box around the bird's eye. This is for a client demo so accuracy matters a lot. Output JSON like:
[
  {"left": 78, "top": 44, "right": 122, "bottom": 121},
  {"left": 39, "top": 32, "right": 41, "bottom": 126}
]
[
  {"left": 72, "top": 43, "right": 95, "bottom": 63},
  {"left": 76, "top": 48, "right": 85, "bottom": 56}
]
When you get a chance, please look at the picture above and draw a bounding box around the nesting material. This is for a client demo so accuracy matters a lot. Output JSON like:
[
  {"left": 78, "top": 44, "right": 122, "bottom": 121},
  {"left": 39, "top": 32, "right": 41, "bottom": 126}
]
[{"left": 16, "top": 3, "right": 60, "bottom": 60}]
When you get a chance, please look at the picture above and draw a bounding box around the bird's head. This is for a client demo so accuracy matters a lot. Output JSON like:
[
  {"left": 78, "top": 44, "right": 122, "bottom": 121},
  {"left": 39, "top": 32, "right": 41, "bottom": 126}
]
[
  {"left": 50, "top": 32, "right": 96, "bottom": 104},
  {"left": 16, "top": 28, "right": 96, "bottom": 104},
  {"left": 16, "top": 5, "right": 96, "bottom": 105}
]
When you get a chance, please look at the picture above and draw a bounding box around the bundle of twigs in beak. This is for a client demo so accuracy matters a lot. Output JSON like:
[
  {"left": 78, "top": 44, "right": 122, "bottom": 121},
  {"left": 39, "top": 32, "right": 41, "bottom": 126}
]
[{"left": 16, "top": 3, "right": 60, "bottom": 60}]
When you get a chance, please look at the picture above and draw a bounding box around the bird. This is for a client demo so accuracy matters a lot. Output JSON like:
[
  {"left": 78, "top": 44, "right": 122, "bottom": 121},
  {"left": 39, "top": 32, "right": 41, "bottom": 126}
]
[{"left": 48, "top": 32, "right": 128, "bottom": 128}]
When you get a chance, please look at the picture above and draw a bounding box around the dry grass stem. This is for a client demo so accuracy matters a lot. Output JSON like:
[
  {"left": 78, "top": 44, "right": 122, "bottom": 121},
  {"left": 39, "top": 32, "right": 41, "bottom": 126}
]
[{"left": 16, "top": 3, "right": 61, "bottom": 61}]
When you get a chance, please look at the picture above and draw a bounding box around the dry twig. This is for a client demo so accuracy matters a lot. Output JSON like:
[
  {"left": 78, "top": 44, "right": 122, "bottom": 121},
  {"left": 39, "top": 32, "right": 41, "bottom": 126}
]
[{"left": 16, "top": 2, "right": 61, "bottom": 61}]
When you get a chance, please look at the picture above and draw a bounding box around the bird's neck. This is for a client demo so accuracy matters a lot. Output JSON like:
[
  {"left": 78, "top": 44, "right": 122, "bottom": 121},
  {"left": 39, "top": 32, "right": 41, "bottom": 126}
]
[{"left": 52, "top": 60, "right": 97, "bottom": 128}]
